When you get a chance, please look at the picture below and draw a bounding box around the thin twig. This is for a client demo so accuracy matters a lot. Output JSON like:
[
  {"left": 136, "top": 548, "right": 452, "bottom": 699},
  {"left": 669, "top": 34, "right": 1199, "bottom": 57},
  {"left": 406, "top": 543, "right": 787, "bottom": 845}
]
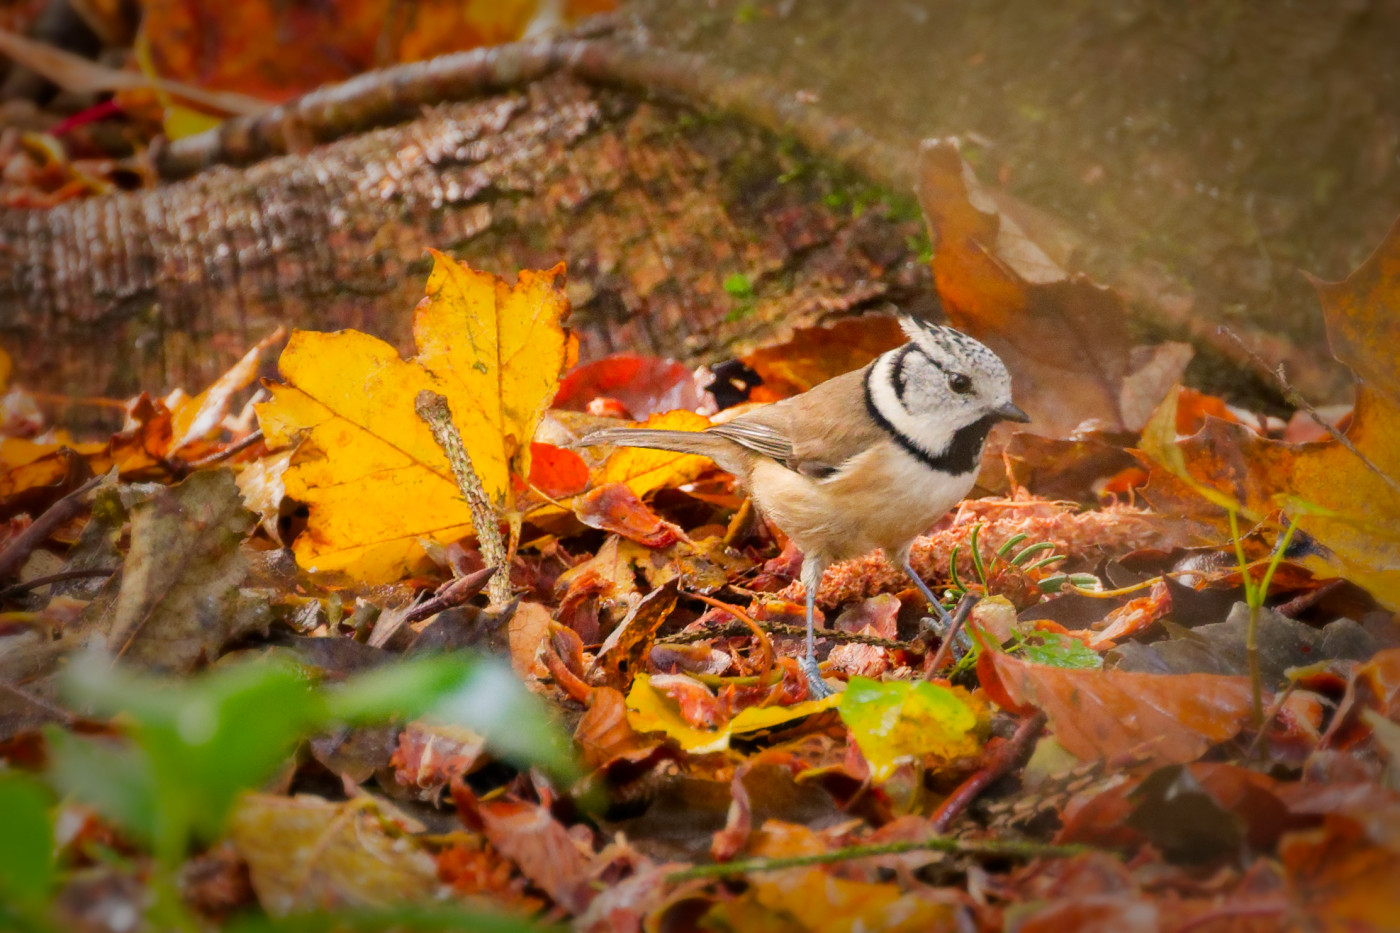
[
  {"left": 685, "top": 591, "right": 775, "bottom": 678},
  {"left": 665, "top": 835, "right": 1095, "bottom": 882},
  {"left": 185, "top": 429, "right": 265, "bottom": 468},
  {"left": 931, "top": 711, "right": 1047, "bottom": 832},
  {"left": 1219, "top": 326, "right": 1400, "bottom": 497},
  {"left": 0, "top": 566, "right": 116, "bottom": 598},
  {"left": 928, "top": 593, "right": 979, "bottom": 673},
  {"left": 1244, "top": 678, "right": 1301, "bottom": 760},
  {"left": 0, "top": 472, "right": 108, "bottom": 580},
  {"left": 415, "top": 391, "right": 510, "bottom": 610}
]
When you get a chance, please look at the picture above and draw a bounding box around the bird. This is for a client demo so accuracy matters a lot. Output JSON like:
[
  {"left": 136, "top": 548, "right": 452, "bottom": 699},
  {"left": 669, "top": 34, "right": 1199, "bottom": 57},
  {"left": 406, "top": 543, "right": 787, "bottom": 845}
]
[{"left": 578, "top": 315, "right": 1029, "bottom": 698}]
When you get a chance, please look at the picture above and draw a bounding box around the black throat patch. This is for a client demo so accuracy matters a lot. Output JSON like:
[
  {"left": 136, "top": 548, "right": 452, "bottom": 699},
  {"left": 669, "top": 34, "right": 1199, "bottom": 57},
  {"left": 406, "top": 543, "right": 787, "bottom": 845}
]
[{"left": 864, "top": 367, "right": 996, "bottom": 476}]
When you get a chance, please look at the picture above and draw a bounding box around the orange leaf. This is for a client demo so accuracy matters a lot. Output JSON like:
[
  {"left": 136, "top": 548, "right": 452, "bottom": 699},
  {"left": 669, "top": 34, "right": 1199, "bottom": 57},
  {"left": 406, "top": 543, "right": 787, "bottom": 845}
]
[
  {"left": 978, "top": 648, "right": 1320, "bottom": 765},
  {"left": 555, "top": 354, "right": 702, "bottom": 419},
  {"left": 574, "top": 483, "right": 684, "bottom": 548},
  {"left": 916, "top": 139, "right": 1191, "bottom": 435},
  {"left": 741, "top": 315, "right": 903, "bottom": 401},
  {"left": 1139, "top": 229, "right": 1400, "bottom": 611}
]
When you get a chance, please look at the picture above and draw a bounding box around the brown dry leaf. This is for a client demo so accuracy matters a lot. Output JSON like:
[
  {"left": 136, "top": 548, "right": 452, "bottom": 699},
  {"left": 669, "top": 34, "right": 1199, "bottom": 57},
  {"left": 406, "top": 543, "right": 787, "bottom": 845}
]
[
  {"left": 574, "top": 483, "right": 685, "bottom": 548},
  {"left": 1137, "top": 218, "right": 1400, "bottom": 608},
  {"left": 106, "top": 470, "right": 268, "bottom": 671},
  {"left": 589, "top": 580, "right": 678, "bottom": 690},
  {"left": 136, "top": 0, "right": 609, "bottom": 105},
  {"left": 255, "top": 255, "right": 570, "bottom": 582},
  {"left": 228, "top": 794, "right": 439, "bottom": 916},
  {"left": 506, "top": 601, "right": 552, "bottom": 677},
  {"left": 1282, "top": 819, "right": 1400, "bottom": 932},
  {"left": 916, "top": 139, "right": 1191, "bottom": 436},
  {"left": 466, "top": 793, "right": 595, "bottom": 914},
  {"left": 574, "top": 686, "right": 657, "bottom": 769},
  {"left": 706, "top": 821, "right": 960, "bottom": 932},
  {"left": 978, "top": 648, "right": 1319, "bottom": 765},
  {"left": 741, "top": 314, "right": 904, "bottom": 401}
]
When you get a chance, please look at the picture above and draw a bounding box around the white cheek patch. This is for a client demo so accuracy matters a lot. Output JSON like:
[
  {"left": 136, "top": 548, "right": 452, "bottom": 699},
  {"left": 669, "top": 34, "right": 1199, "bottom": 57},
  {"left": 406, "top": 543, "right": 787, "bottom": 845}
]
[{"left": 866, "top": 352, "right": 961, "bottom": 458}]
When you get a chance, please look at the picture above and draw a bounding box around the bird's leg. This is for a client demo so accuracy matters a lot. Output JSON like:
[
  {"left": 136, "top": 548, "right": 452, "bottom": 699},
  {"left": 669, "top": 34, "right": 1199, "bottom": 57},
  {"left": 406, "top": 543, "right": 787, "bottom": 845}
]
[
  {"left": 901, "top": 554, "right": 955, "bottom": 629},
  {"left": 799, "top": 556, "right": 833, "bottom": 699}
]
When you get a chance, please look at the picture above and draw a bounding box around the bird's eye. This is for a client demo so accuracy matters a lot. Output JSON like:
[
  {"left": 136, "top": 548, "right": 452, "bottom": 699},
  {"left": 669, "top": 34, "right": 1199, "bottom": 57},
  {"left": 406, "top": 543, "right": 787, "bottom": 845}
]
[{"left": 948, "top": 372, "right": 973, "bottom": 394}]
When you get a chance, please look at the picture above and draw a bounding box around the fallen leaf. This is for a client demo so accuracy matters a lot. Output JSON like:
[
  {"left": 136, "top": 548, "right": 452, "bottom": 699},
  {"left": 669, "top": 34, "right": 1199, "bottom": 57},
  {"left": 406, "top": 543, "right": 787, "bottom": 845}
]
[
  {"left": 506, "top": 601, "right": 552, "bottom": 677},
  {"left": 590, "top": 581, "right": 678, "bottom": 690},
  {"left": 106, "top": 470, "right": 267, "bottom": 671},
  {"left": 555, "top": 354, "right": 706, "bottom": 419},
  {"left": 625, "top": 673, "right": 839, "bottom": 755},
  {"left": 916, "top": 139, "right": 1190, "bottom": 435},
  {"left": 978, "top": 648, "right": 1320, "bottom": 765},
  {"left": 457, "top": 791, "right": 595, "bottom": 914},
  {"left": 709, "top": 822, "right": 960, "bottom": 932},
  {"left": 256, "top": 256, "right": 570, "bottom": 582},
  {"left": 740, "top": 314, "right": 904, "bottom": 402},
  {"left": 229, "top": 794, "right": 438, "bottom": 915},
  {"left": 527, "top": 442, "right": 589, "bottom": 500},
  {"left": 575, "top": 483, "right": 685, "bottom": 548},
  {"left": 169, "top": 327, "right": 284, "bottom": 452},
  {"left": 837, "top": 676, "right": 988, "bottom": 782}
]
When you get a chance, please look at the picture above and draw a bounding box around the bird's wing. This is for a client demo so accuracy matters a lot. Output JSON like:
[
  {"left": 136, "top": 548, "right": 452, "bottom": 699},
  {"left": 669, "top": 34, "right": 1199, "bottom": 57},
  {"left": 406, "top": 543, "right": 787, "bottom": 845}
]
[
  {"left": 706, "top": 418, "right": 794, "bottom": 465},
  {"left": 708, "top": 366, "right": 885, "bottom": 480}
]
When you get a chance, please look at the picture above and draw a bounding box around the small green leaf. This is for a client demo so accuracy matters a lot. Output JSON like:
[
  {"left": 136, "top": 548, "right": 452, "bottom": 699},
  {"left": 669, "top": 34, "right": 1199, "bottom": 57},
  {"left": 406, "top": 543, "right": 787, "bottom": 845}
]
[
  {"left": 1019, "top": 633, "right": 1102, "bottom": 670},
  {"left": 969, "top": 524, "right": 987, "bottom": 585},
  {"left": 838, "top": 677, "right": 986, "bottom": 782}
]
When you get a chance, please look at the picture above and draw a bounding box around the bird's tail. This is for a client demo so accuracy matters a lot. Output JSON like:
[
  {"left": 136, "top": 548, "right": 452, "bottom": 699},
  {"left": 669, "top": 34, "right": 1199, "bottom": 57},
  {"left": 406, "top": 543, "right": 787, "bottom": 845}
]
[
  {"left": 579, "top": 425, "right": 750, "bottom": 465},
  {"left": 576, "top": 427, "right": 726, "bottom": 459}
]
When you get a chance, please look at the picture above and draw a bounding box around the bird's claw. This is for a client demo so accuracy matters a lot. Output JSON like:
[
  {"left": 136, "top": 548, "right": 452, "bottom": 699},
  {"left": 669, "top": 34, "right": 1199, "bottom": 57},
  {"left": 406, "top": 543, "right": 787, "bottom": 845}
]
[{"left": 800, "top": 654, "right": 834, "bottom": 699}]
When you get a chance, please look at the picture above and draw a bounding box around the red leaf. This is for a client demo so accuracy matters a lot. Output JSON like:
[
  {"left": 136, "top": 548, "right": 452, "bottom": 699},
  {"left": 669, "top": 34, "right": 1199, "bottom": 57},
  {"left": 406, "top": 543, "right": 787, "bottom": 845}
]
[
  {"left": 556, "top": 354, "right": 702, "bottom": 419},
  {"left": 529, "top": 442, "right": 590, "bottom": 498}
]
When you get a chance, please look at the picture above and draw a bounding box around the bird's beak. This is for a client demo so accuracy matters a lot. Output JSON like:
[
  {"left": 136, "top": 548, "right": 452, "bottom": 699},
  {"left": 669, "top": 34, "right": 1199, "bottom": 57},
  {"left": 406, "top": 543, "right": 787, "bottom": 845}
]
[{"left": 994, "top": 401, "right": 1031, "bottom": 424}]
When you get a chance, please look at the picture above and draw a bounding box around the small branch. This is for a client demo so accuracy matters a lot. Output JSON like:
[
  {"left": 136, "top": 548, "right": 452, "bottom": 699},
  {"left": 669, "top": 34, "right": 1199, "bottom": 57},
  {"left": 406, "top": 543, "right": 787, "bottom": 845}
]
[
  {"left": 0, "top": 471, "right": 107, "bottom": 580},
  {"left": 931, "top": 711, "right": 1047, "bottom": 832},
  {"left": 0, "top": 567, "right": 116, "bottom": 598},
  {"left": 185, "top": 429, "right": 265, "bottom": 468},
  {"left": 415, "top": 391, "right": 510, "bottom": 610},
  {"left": 927, "top": 593, "right": 979, "bottom": 673},
  {"left": 664, "top": 835, "right": 1094, "bottom": 883}
]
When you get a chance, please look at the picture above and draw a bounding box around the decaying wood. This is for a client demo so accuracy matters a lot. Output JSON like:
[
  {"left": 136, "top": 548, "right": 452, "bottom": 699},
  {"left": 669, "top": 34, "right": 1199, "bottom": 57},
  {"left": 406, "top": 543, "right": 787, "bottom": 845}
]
[{"left": 1, "top": 36, "right": 933, "bottom": 398}]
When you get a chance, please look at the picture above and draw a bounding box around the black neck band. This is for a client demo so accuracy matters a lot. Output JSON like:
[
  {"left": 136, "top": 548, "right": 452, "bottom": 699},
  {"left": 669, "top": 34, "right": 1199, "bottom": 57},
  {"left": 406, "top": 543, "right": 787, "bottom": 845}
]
[{"left": 863, "top": 367, "right": 995, "bottom": 475}]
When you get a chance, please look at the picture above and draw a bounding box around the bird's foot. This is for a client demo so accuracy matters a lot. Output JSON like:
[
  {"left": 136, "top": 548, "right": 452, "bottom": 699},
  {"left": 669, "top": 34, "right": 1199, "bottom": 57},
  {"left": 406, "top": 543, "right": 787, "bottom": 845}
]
[{"left": 800, "top": 655, "right": 834, "bottom": 699}]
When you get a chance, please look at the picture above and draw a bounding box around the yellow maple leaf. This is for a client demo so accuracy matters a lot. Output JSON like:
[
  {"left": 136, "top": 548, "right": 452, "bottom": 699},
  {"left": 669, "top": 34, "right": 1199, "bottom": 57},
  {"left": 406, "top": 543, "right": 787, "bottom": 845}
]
[{"left": 256, "top": 255, "right": 571, "bottom": 582}]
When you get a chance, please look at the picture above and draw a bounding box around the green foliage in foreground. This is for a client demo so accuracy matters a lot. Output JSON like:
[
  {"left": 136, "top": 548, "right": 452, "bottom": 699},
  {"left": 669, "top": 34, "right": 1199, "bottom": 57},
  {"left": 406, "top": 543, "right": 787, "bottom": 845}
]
[{"left": 0, "top": 651, "right": 574, "bottom": 933}]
